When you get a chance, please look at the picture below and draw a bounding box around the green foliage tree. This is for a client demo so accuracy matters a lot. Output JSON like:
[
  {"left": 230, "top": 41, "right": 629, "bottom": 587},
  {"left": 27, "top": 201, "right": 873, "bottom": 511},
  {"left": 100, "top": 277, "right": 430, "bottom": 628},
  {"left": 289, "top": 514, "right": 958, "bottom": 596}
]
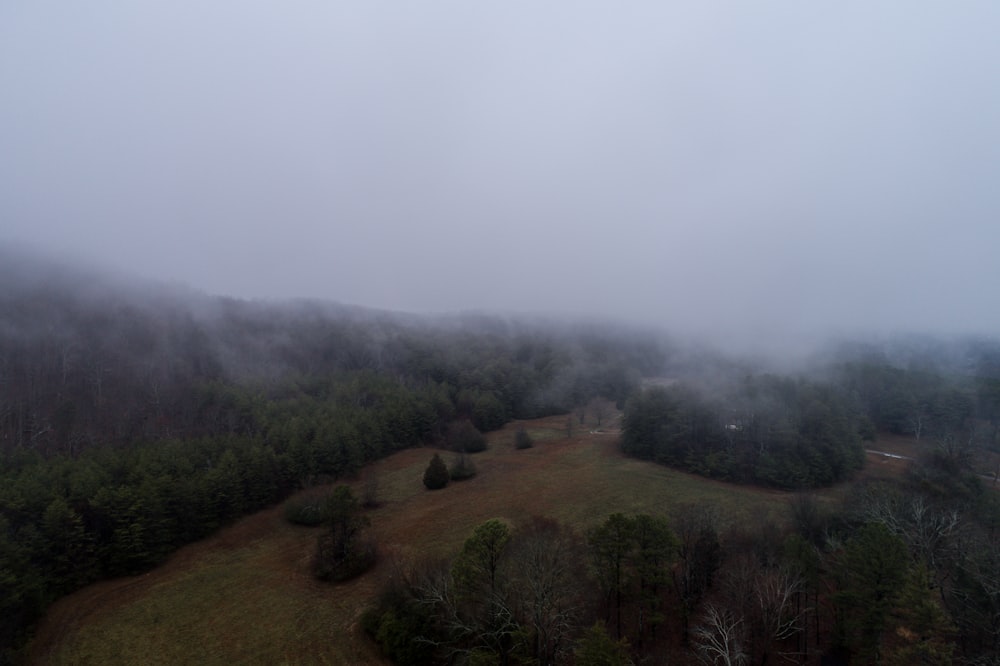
[
  {"left": 452, "top": 519, "right": 515, "bottom": 663},
  {"left": 453, "top": 519, "right": 511, "bottom": 597},
  {"left": 472, "top": 391, "right": 508, "bottom": 432},
  {"left": 672, "top": 505, "right": 722, "bottom": 643},
  {"left": 40, "top": 496, "right": 94, "bottom": 594},
  {"left": 622, "top": 379, "right": 863, "bottom": 489},
  {"left": 447, "top": 420, "right": 487, "bottom": 453},
  {"left": 313, "top": 486, "right": 375, "bottom": 582},
  {"left": 631, "top": 514, "right": 676, "bottom": 646},
  {"left": 574, "top": 622, "right": 632, "bottom": 666},
  {"left": 423, "top": 453, "right": 450, "bottom": 490},
  {"left": 884, "top": 563, "right": 955, "bottom": 666},
  {"left": 362, "top": 583, "right": 439, "bottom": 666},
  {"left": 832, "top": 522, "right": 909, "bottom": 662},
  {"left": 588, "top": 513, "right": 636, "bottom": 639}
]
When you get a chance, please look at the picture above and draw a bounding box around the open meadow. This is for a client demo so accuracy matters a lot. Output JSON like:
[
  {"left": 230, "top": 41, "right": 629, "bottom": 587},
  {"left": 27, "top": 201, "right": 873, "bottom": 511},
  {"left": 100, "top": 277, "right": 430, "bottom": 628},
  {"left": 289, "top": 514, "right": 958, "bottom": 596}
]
[{"left": 30, "top": 415, "right": 903, "bottom": 665}]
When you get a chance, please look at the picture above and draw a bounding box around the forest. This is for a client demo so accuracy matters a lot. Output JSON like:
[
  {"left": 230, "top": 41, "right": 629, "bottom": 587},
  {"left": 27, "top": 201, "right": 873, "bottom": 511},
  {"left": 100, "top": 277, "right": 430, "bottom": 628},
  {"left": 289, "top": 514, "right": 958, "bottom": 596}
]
[
  {"left": 2, "top": 254, "right": 1000, "bottom": 664},
  {"left": 0, "top": 254, "right": 662, "bottom": 661}
]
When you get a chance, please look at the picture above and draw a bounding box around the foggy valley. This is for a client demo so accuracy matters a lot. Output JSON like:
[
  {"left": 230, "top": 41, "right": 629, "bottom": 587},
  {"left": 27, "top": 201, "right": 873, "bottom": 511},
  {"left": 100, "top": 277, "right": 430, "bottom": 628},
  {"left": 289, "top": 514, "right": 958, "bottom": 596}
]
[{"left": 3, "top": 2, "right": 1000, "bottom": 665}]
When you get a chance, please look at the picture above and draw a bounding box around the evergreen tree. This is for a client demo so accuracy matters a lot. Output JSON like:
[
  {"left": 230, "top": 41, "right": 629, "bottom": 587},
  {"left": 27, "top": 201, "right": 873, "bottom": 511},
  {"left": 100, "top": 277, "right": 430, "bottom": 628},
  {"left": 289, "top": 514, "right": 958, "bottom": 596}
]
[
  {"left": 574, "top": 622, "right": 632, "bottom": 666},
  {"left": 588, "top": 513, "right": 636, "bottom": 639},
  {"left": 423, "top": 453, "right": 450, "bottom": 490},
  {"left": 313, "top": 486, "right": 375, "bottom": 582},
  {"left": 833, "top": 522, "right": 909, "bottom": 661}
]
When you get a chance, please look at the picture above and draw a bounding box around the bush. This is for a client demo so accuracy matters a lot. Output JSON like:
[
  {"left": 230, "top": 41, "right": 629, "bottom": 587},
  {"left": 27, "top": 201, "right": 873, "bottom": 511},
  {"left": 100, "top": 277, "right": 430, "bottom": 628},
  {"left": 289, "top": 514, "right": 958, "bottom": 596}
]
[
  {"left": 314, "top": 531, "right": 376, "bottom": 582},
  {"left": 423, "top": 453, "right": 450, "bottom": 490},
  {"left": 450, "top": 453, "right": 477, "bottom": 481},
  {"left": 363, "top": 585, "right": 439, "bottom": 665},
  {"left": 514, "top": 427, "right": 534, "bottom": 450},
  {"left": 446, "top": 420, "right": 487, "bottom": 453},
  {"left": 284, "top": 492, "right": 333, "bottom": 526}
]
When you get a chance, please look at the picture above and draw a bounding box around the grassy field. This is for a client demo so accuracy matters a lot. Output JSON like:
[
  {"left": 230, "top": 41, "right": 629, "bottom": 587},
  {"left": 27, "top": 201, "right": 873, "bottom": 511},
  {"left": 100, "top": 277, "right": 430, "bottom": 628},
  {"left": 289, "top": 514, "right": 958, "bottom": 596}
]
[{"left": 31, "top": 415, "right": 825, "bottom": 665}]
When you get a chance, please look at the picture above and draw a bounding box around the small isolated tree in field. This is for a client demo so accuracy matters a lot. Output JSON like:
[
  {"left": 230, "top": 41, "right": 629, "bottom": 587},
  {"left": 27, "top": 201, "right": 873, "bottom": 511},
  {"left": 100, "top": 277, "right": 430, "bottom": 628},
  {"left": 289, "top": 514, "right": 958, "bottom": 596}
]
[
  {"left": 515, "top": 426, "right": 534, "bottom": 450},
  {"left": 424, "top": 453, "right": 450, "bottom": 490},
  {"left": 313, "top": 485, "right": 375, "bottom": 582},
  {"left": 450, "top": 452, "right": 477, "bottom": 481}
]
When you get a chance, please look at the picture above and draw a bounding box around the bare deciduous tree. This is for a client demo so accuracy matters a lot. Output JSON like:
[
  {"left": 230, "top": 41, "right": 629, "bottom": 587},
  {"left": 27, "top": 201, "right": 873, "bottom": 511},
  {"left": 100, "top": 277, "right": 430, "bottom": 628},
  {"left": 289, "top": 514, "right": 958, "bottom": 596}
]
[
  {"left": 692, "top": 605, "right": 748, "bottom": 666},
  {"left": 507, "top": 517, "right": 586, "bottom": 664},
  {"left": 863, "top": 490, "right": 961, "bottom": 573}
]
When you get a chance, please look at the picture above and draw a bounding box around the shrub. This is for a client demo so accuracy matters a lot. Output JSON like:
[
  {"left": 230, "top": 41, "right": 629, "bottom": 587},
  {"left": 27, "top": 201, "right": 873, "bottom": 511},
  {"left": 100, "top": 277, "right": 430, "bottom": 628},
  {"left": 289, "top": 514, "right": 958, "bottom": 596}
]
[
  {"left": 450, "top": 453, "right": 477, "bottom": 481},
  {"left": 284, "top": 492, "right": 333, "bottom": 526},
  {"left": 446, "top": 420, "right": 487, "bottom": 453},
  {"left": 314, "top": 531, "right": 376, "bottom": 582},
  {"left": 363, "top": 585, "right": 439, "bottom": 665},
  {"left": 514, "top": 427, "right": 534, "bottom": 450},
  {"left": 423, "top": 453, "right": 450, "bottom": 490}
]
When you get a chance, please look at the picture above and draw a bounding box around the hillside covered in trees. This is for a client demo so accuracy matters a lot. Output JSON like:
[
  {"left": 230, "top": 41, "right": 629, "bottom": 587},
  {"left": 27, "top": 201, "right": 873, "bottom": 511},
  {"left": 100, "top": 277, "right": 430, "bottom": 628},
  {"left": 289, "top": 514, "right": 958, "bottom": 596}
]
[
  {"left": 3, "top": 252, "right": 1000, "bottom": 664},
  {"left": 620, "top": 338, "right": 1000, "bottom": 490},
  {"left": 0, "top": 252, "right": 668, "bottom": 660}
]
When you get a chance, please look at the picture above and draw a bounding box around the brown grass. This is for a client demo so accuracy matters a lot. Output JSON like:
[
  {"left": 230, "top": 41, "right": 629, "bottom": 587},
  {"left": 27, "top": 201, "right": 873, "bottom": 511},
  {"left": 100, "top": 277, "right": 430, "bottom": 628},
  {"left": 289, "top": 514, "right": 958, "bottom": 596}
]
[{"left": 30, "top": 414, "right": 838, "bottom": 665}]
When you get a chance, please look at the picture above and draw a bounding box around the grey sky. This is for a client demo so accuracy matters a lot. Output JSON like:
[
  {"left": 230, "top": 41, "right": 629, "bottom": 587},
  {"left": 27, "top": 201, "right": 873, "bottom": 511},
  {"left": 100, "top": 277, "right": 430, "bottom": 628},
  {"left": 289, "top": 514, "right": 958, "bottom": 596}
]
[{"left": 3, "top": 2, "right": 999, "bottom": 344}]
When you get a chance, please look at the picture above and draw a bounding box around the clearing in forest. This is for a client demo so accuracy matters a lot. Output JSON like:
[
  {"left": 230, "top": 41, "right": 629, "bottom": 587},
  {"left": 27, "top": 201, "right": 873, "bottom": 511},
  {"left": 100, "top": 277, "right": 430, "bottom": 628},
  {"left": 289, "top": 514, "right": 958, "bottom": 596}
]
[{"left": 32, "top": 414, "right": 823, "bottom": 665}]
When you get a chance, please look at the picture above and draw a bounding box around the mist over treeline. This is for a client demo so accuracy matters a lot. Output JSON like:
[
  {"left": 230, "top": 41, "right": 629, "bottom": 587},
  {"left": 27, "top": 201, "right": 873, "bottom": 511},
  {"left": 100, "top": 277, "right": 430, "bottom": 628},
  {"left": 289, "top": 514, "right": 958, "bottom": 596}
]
[
  {"left": 3, "top": 249, "right": 999, "bottom": 456},
  {"left": 0, "top": 251, "right": 676, "bottom": 456}
]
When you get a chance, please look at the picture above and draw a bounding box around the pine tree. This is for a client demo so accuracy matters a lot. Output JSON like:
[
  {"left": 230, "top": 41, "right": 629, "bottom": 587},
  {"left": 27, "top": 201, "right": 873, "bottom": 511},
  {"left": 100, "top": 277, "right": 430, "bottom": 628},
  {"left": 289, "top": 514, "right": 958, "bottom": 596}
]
[{"left": 423, "top": 453, "right": 450, "bottom": 490}]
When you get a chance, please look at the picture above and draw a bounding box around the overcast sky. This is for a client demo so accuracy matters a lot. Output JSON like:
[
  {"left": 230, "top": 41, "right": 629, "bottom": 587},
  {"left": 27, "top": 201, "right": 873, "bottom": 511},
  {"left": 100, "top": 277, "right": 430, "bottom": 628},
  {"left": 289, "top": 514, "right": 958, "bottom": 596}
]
[{"left": 3, "top": 2, "right": 999, "bottom": 345}]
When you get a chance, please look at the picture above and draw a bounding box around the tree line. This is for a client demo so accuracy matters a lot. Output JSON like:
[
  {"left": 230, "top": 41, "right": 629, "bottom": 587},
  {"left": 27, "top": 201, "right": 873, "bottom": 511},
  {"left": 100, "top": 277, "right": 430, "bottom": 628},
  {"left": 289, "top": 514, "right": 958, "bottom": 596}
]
[
  {"left": 621, "top": 376, "right": 866, "bottom": 489},
  {"left": 622, "top": 344, "right": 1000, "bottom": 490}
]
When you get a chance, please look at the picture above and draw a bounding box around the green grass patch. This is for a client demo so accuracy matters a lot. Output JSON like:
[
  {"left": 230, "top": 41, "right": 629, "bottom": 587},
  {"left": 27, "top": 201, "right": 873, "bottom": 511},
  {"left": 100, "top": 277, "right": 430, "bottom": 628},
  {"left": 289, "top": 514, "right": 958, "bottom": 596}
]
[{"left": 34, "top": 414, "right": 796, "bottom": 665}]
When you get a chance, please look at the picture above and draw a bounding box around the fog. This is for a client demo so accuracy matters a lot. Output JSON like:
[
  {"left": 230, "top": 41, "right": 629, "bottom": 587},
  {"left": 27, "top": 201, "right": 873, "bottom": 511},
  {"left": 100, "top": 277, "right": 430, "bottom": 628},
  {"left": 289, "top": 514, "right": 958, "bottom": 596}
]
[{"left": 3, "top": 2, "right": 999, "bottom": 350}]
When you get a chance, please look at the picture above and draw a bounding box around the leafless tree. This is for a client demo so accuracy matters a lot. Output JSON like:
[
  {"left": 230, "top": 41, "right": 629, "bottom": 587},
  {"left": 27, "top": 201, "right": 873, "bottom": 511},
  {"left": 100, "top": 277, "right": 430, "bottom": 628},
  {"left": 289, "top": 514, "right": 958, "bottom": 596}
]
[
  {"left": 507, "top": 517, "right": 587, "bottom": 664},
  {"left": 863, "top": 490, "right": 961, "bottom": 573},
  {"left": 672, "top": 504, "right": 722, "bottom": 643},
  {"left": 719, "top": 554, "right": 805, "bottom": 664},
  {"left": 753, "top": 567, "right": 804, "bottom": 662},
  {"left": 692, "top": 605, "right": 748, "bottom": 666}
]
